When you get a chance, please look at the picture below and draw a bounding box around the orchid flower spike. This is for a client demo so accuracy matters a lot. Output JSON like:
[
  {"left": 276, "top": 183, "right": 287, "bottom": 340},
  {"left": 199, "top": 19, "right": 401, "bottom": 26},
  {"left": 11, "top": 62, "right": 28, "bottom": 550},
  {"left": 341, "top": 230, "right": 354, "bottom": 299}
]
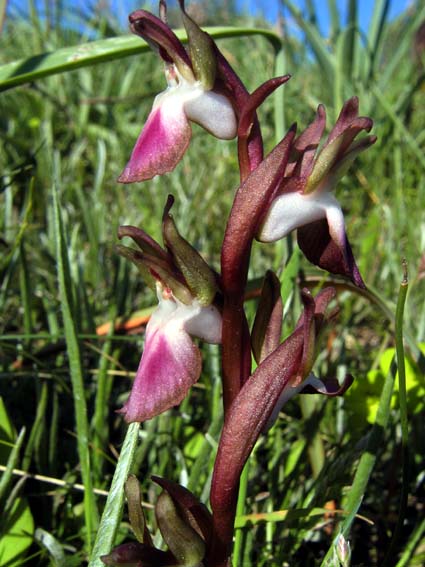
[
  {"left": 117, "top": 197, "right": 222, "bottom": 422},
  {"left": 118, "top": 3, "right": 237, "bottom": 183},
  {"left": 258, "top": 97, "right": 377, "bottom": 287}
]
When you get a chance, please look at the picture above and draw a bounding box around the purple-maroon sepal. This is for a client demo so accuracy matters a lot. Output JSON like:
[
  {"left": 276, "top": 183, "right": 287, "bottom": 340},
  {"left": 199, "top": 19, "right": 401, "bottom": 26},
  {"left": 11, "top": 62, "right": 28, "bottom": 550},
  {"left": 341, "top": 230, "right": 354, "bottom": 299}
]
[{"left": 258, "top": 97, "right": 376, "bottom": 288}]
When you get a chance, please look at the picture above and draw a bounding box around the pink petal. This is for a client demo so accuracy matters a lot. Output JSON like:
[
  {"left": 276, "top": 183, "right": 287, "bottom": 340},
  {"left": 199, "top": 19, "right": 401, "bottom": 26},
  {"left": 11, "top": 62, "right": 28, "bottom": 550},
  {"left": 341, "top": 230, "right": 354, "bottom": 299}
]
[
  {"left": 119, "top": 320, "right": 201, "bottom": 422},
  {"left": 118, "top": 97, "right": 191, "bottom": 183}
]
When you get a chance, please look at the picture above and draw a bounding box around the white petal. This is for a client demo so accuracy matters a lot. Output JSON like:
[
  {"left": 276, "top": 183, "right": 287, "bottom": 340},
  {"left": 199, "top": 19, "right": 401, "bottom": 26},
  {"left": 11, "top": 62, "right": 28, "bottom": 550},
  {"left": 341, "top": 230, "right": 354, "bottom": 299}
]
[
  {"left": 325, "top": 198, "right": 347, "bottom": 253},
  {"left": 258, "top": 189, "right": 343, "bottom": 243},
  {"left": 157, "top": 78, "right": 236, "bottom": 140},
  {"left": 184, "top": 89, "right": 237, "bottom": 140},
  {"left": 183, "top": 303, "right": 222, "bottom": 344}
]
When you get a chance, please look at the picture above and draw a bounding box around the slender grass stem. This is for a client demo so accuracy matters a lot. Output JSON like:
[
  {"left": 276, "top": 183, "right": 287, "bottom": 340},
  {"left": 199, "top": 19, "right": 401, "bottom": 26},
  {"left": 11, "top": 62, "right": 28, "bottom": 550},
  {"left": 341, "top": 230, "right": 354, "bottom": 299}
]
[
  {"left": 233, "top": 460, "right": 250, "bottom": 566},
  {"left": 89, "top": 422, "right": 141, "bottom": 567},
  {"left": 383, "top": 260, "right": 409, "bottom": 566},
  {"left": 52, "top": 177, "right": 98, "bottom": 550},
  {"left": 320, "top": 262, "right": 409, "bottom": 566}
]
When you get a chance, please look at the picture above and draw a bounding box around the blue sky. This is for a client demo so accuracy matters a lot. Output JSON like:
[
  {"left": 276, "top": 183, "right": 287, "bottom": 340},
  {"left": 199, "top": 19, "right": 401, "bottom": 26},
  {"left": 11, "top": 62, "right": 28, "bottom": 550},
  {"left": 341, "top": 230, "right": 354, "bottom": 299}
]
[
  {"left": 8, "top": 0, "right": 413, "bottom": 35},
  {"left": 239, "top": 0, "right": 412, "bottom": 32}
]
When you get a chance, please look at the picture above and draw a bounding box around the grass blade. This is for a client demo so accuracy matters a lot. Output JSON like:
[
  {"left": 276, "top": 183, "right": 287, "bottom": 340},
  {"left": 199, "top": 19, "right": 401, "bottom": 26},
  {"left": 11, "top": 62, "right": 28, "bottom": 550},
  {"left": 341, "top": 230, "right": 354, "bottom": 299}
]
[
  {"left": 320, "top": 264, "right": 410, "bottom": 565},
  {"left": 372, "top": 85, "right": 425, "bottom": 172},
  {"left": 281, "top": 0, "right": 335, "bottom": 85},
  {"left": 327, "top": 0, "right": 340, "bottom": 41},
  {"left": 364, "top": 0, "right": 390, "bottom": 81},
  {"left": 0, "top": 26, "right": 281, "bottom": 92},
  {"left": 89, "top": 422, "right": 140, "bottom": 567},
  {"left": 52, "top": 169, "right": 98, "bottom": 550},
  {"left": 382, "top": 261, "right": 409, "bottom": 565},
  {"left": 0, "top": 427, "right": 26, "bottom": 507}
]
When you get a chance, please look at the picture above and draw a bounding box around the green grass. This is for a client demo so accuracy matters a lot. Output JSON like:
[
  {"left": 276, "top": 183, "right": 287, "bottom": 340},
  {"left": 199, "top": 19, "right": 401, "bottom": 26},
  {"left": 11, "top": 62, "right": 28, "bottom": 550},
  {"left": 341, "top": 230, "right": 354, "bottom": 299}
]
[{"left": 1, "top": 1, "right": 425, "bottom": 565}]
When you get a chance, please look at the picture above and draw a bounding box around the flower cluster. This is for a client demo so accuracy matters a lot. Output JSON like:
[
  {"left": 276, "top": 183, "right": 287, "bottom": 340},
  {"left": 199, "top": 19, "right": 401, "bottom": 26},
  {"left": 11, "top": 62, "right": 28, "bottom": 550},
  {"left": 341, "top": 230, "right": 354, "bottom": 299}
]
[{"left": 103, "top": 2, "right": 376, "bottom": 566}]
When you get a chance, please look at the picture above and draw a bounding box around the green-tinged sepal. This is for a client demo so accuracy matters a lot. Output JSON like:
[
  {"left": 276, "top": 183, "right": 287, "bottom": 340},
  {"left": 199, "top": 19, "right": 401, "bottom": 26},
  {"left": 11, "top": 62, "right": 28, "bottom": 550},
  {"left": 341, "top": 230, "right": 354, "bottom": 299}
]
[
  {"left": 125, "top": 475, "right": 152, "bottom": 545},
  {"left": 251, "top": 271, "right": 283, "bottom": 364},
  {"left": 155, "top": 490, "right": 206, "bottom": 567},
  {"left": 178, "top": 0, "right": 217, "bottom": 90},
  {"left": 118, "top": 225, "right": 170, "bottom": 262},
  {"left": 116, "top": 241, "right": 193, "bottom": 306},
  {"left": 162, "top": 196, "right": 218, "bottom": 306},
  {"left": 116, "top": 244, "right": 157, "bottom": 292},
  {"left": 142, "top": 256, "right": 193, "bottom": 305}
]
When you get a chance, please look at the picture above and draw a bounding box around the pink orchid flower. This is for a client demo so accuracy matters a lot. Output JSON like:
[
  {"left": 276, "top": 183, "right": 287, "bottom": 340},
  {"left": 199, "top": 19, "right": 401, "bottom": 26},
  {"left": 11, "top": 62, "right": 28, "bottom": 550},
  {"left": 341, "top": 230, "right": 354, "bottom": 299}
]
[
  {"left": 118, "top": 8, "right": 237, "bottom": 183},
  {"left": 258, "top": 97, "right": 376, "bottom": 288},
  {"left": 119, "top": 283, "right": 221, "bottom": 422}
]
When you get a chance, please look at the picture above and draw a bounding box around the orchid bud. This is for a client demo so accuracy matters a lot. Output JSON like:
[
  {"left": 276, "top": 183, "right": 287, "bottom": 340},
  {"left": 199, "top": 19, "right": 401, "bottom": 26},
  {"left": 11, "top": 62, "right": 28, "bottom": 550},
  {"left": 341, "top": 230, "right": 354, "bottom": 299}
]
[
  {"left": 335, "top": 533, "right": 351, "bottom": 567},
  {"left": 155, "top": 491, "right": 205, "bottom": 567},
  {"left": 100, "top": 541, "right": 171, "bottom": 566},
  {"left": 251, "top": 271, "right": 283, "bottom": 364}
]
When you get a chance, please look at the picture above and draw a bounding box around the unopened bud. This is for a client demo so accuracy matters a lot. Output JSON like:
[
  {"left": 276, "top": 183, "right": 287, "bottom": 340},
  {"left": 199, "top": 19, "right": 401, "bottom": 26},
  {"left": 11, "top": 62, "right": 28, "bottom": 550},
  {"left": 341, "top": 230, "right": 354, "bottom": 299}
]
[{"left": 156, "top": 491, "right": 205, "bottom": 567}]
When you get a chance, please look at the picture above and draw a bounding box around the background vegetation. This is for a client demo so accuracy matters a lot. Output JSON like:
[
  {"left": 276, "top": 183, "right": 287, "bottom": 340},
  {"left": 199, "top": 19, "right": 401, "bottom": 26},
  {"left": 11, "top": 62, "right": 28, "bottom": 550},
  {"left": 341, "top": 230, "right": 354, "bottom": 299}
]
[{"left": 1, "top": 1, "right": 424, "bottom": 565}]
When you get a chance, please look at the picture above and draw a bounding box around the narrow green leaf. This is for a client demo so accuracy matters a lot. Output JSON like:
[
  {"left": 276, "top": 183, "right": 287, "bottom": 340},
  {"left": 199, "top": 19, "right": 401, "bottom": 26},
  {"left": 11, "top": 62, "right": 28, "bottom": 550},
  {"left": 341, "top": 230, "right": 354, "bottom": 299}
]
[
  {"left": 0, "top": 178, "right": 34, "bottom": 272},
  {"left": 395, "top": 516, "right": 425, "bottom": 567},
  {"left": 343, "top": 0, "right": 357, "bottom": 80},
  {"left": 282, "top": 0, "right": 335, "bottom": 84},
  {"left": 21, "top": 381, "right": 48, "bottom": 471},
  {"left": 52, "top": 172, "right": 98, "bottom": 549},
  {"left": 320, "top": 265, "right": 409, "bottom": 565},
  {"left": 0, "top": 427, "right": 26, "bottom": 507},
  {"left": 379, "top": 4, "right": 425, "bottom": 90},
  {"left": 364, "top": 0, "right": 391, "bottom": 81},
  {"left": 89, "top": 422, "right": 140, "bottom": 567},
  {"left": 382, "top": 261, "right": 409, "bottom": 565},
  {"left": 372, "top": 85, "right": 425, "bottom": 172},
  {"left": 0, "top": 27, "right": 281, "bottom": 92},
  {"left": 91, "top": 312, "right": 117, "bottom": 484},
  {"left": 233, "top": 460, "right": 250, "bottom": 567},
  {"left": 327, "top": 0, "right": 340, "bottom": 41}
]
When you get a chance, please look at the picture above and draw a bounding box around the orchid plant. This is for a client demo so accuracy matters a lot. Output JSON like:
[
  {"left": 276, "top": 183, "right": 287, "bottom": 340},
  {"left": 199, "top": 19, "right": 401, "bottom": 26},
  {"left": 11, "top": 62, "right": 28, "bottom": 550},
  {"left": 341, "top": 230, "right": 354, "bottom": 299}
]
[{"left": 100, "top": 2, "right": 376, "bottom": 566}]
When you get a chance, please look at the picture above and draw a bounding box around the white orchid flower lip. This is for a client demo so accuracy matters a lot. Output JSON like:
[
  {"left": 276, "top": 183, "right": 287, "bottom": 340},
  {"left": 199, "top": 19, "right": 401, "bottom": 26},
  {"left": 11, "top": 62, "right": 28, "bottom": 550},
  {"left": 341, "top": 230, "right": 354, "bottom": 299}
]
[
  {"left": 119, "top": 286, "right": 222, "bottom": 423},
  {"left": 118, "top": 67, "right": 237, "bottom": 183},
  {"left": 258, "top": 188, "right": 344, "bottom": 245}
]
